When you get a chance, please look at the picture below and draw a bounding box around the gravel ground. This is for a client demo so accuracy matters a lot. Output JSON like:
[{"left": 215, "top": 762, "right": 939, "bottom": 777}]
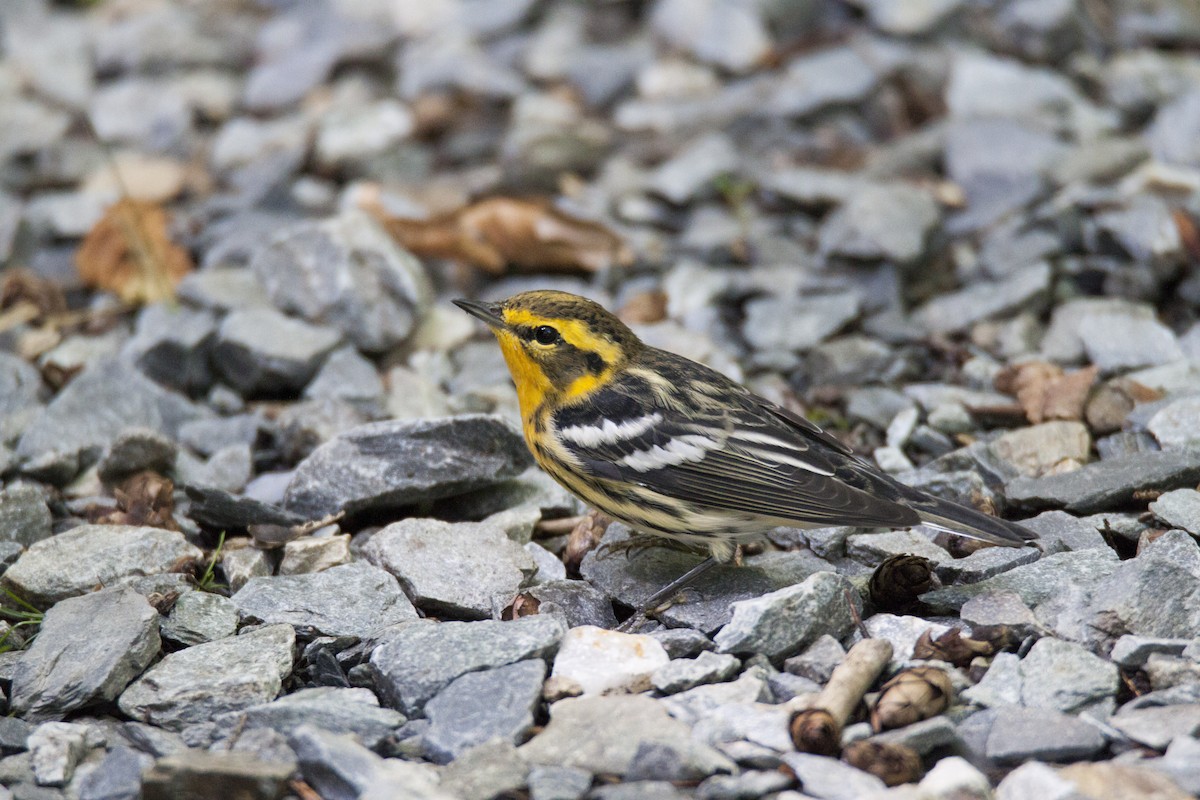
[{"left": 2, "top": 0, "right": 1200, "bottom": 798}]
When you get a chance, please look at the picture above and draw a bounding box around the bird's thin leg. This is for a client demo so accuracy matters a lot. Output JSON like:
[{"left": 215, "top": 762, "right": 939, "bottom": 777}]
[{"left": 616, "top": 556, "right": 721, "bottom": 632}]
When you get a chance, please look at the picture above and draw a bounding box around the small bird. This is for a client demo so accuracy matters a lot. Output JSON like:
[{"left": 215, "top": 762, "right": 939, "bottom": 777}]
[{"left": 455, "top": 290, "right": 1038, "bottom": 615}]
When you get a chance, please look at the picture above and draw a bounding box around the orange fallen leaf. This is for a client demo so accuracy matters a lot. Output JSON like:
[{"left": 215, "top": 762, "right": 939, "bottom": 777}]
[
  {"left": 1173, "top": 208, "right": 1200, "bottom": 265},
  {"left": 75, "top": 199, "right": 192, "bottom": 304},
  {"left": 994, "top": 361, "right": 1098, "bottom": 424},
  {"left": 371, "top": 196, "right": 633, "bottom": 274}
]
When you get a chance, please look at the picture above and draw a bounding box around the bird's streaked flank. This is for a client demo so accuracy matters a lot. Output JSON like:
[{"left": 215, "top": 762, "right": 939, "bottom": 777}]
[{"left": 455, "top": 290, "right": 1038, "bottom": 617}]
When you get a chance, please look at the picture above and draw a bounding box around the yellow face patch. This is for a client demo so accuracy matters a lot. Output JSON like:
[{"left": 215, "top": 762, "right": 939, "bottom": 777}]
[
  {"left": 492, "top": 328, "right": 553, "bottom": 419},
  {"left": 501, "top": 308, "right": 623, "bottom": 366}
]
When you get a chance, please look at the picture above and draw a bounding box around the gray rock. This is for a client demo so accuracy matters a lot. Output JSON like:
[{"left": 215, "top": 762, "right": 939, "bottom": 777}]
[
  {"left": 714, "top": 572, "right": 859, "bottom": 659},
  {"left": 96, "top": 428, "right": 177, "bottom": 485},
  {"left": 647, "top": 133, "right": 739, "bottom": 205},
  {"left": 274, "top": 398, "right": 369, "bottom": 462},
  {"left": 1147, "top": 89, "right": 1200, "bottom": 168},
  {"left": 232, "top": 562, "right": 417, "bottom": 638},
  {"left": 1086, "top": 530, "right": 1200, "bottom": 644},
  {"left": 697, "top": 770, "right": 794, "bottom": 800},
  {"left": 1018, "top": 510, "right": 1108, "bottom": 553},
  {"left": 1079, "top": 313, "right": 1184, "bottom": 372},
  {"left": 1149, "top": 489, "right": 1200, "bottom": 534},
  {"left": 1020, "top": 638, "right": 1119, "bottom": 716},
  {"left": 423, "top": 659, "right": 545, "bottom": 763},
  {"left": 77, "top": 746, "right": 152, "bottom": 800},
  {"left": 935, "top": 545, "right": 1042, "bottom": 585},
  {"left": 0, "top": 718, "right": 31, "bottom": 755},
  {"left": 915, "top": 262, "right": 1052, "bottom": 335},
  {"left": 870, "top": 716, "right": 961, "bottom": 757},
  {"left": 250, "top": 211, "right": 430, "bottom": 353},
  {"left": 652, "top": 651, "right": 741, "bottom": 695},
  {"left": 89, "top": 77, "right": 191, "bottom": 149},
  {"left": 1110, "top": 635, "right": 1192, "bottom": 669},
  {"left": 769, "top": 42, "right": 898, "bottom": 118},
  {"left": 0, "top": 485, "right": 52, "bottom": 548},
  {"left": 591, "top": 782, "right": 683, "bottom": 800},
  {"left": 860, "top": 0, "right": 963, "bottom": 34},
  {"left": 524, "top": 541, "right": 568, "bottom": 582},
  {"left": 922, "top": 547, "right": 1120, "bottom": 612},
  {"left": 161, "top": 591, "right": 239, "bottom": 646},
  {"left": 368, "top": 616, "right": 566, "bottom": 716},
  {"left": 277, "top": 534, "right": 351, "bottom": 575},
  {"left": 649, "top": 0, "right": 770, "bottom": 73},
  {"left": 528, "top": 765, "right": 592, "bottom": 800},
  {"left": 1151, "top": 736, "right": 1200, "bottom": 795},
  {"left": 362, "top": 519, "right": 535, "bottom": 619},
  {"left": 741, "top": 292, "right": 862, "bottom": 364},
  {"left": 783, "top": 634, "right": 845, "bottom": 684},
  {"left": 819, "top": 183, "right": 941, "bottom": 265},
  {"left": 140, "top": 750, "right": 294, "bottom": 800},
  {"left": 27, "top": 722, "right": 88, "bottom": 788},
  {"left": 846, "top": 387, "right": 916, "bottom": 430},
  {"left": 1040, "top": 298, "right": 1156, "bottom": 364},
  {"left": 303, "top": 347, "right": 384, "bottom": 415},
  {"left": 219, "top": 687, "right": 405, "bottom": 751},
  {"left": 1108, "top": 705, "right": 1200, "bottom": 751},
  {"left": 212, "top": 307, "right": 342, "bottom": 397},
  {"left": 123, "top": 304, "right": 216, "bottom": 394},
  {"left": 524, "top": 580, "right": 618, "bottom": 629},
  {"left": 962, "top": 651, "right": 1023, "bottom": 709},
  {"left": 3, "top": 525, "right": 204, "bottom": 606},
  {"left": 11, "top": 587, "right": 159, "bottom": 722},
  {"left": 847, "top": 529, "right": 951, "bottom": 565},
  {"left": 582, "top": 525, "right": 831, "bottom": 633},
  {"left": 779, "top": 753, "right": 886, "bottom": 800},
  {"left": 960, "top": 591, "right": 1042, "bottom": 639},
  {"left": 220, "top": 545, "right": 273, "bottom": 594},
  {"left": 190, "top": 443, "right": 253, "bottom": 493},
  {"left": 290, "top": 724, "right": 444, "bottom": 800},
  {"left": 176, "top": 268, "right": 270, "bottom": 311},
  {"left": 438, "top": 739, "right": 529, "bottom": 800},
  {"left": 520, "top": 695, "right": 732, "bottom": 777},
  {"left": 15, "top": 359, "right": 203, "bottom": 483},
  {"left": 177, "top": 414, "right": 264, "bottom": 458},
  {"left": 291, "top": 724, "right": 385, "bottom": 800},
  {"left": 0, "top": 353, "right": 43, "bottom": 416},
  {"left": 649, "top": 629, "right": 715, "bottom": 660},
  {"left": 1148, "top": 397, "right": 1200, "bottom": 450},
  {"left": 283, "top": 415, "right": 532, "bottom": 518},
  {"left": 985, "top": 707, "right": 1106, "bottom": 763},
  {"left": 1006, "top": 450, "right": 1200, "bottom": 514},
  {"left": 118, "top": 624, "right": 295, "bottom": 732},
  {"left": 315, "top": 100, "right": 414, "bottom": 169}
]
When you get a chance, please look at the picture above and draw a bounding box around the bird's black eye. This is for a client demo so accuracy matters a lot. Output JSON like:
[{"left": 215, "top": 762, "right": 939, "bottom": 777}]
[{"left": 534, "top": 325, "right": 561, "bottom": 345}]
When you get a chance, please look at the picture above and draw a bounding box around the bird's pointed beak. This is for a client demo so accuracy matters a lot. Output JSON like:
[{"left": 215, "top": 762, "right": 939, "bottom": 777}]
[{"left": 453, "top": 298, "right": 505, "bottom": 329}]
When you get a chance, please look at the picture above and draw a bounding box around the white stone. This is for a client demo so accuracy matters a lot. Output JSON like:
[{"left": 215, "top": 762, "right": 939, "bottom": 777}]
[
  {"left": 549, "top": 625, "right": 669, "bottom": 696},
  {"left": 918, "top": 756, "right": 991, "bottom": 800},
  {"left": 28, "top": 722, "right": 89, "bottom": 787}
]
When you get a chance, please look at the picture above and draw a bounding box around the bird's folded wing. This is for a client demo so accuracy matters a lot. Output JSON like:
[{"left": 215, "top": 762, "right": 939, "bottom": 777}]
[{"left": 554, "top": 398, "right": 920, "bottom": 529}]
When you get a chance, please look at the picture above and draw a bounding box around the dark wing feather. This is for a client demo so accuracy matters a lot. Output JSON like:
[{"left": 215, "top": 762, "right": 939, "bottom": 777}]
[{"left": 557, "top": 382, "right": 922, "bottom": 529}]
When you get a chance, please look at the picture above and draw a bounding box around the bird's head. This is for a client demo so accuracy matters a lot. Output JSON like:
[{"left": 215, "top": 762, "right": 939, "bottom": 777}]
[{"left": 454, "top": 290, "right": 640, "bottom": 412}]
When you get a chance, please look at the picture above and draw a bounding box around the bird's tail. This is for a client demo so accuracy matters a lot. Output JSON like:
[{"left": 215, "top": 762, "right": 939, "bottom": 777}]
[{"left": 906, "top": 492, "right": 1039, "bottom": 549}]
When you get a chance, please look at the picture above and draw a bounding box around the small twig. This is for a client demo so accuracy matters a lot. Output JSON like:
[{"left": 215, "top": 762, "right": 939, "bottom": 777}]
[{"left": 788, "top": 638, "right": 893, "bottom": 755}]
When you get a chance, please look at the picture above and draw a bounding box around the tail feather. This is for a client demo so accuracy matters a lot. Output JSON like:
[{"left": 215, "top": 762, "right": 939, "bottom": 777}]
[{"left": 913, "top": 498, "right": 1039, "bottom": 548}]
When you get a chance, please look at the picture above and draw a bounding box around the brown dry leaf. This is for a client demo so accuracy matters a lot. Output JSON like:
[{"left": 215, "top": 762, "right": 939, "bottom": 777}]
[
  {"left": 994, "top": 361, "right": 1098, "bottom": 424},
  {"left": 912, "top": 627, "right": 996, "bottom": 667},
  {"left": 870, "top": 666, "right": 954, "bottom": 731},
  {"left": 618, "top": 290, "right": 668, "bottom": 324},
  {"left": 501, "top": 592, "right": 542, "bottom": 621},
  {"left": 842, "top": 740, "right": 923, "bottom": 786},
  {"left": 1174, "top": 208, "right": 1200, "bottom": 265},
  {"left": 563, "top": 509, "right": 610, "bottom": 576},
  {"left": 374, "top": 196, "right": 633, "bottom": 274},
  {"left": 96, "top": 471, "right": 178, "bottom": 530},
  {"left": 76, "top": 199, "right": 192, "bottom": 304},
  {"left": 1086, "top": 377, "right": 1164, "bottom": 434},
  {"left": 0, "top": 268, "right": 68, "bottom": 322}
]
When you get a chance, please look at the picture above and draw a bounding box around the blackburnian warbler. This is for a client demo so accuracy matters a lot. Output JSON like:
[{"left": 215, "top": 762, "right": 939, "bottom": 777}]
[{"left": 455, "top": 291, "right": 1038, "bottom": 612}]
